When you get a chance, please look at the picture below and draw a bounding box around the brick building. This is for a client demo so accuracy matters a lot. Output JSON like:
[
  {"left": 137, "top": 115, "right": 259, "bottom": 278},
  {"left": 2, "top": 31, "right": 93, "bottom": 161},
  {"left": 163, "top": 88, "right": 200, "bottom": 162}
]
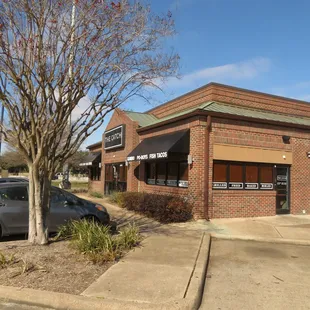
[{"left": 85, "top": 83, "right": 310, "bottom": 219}]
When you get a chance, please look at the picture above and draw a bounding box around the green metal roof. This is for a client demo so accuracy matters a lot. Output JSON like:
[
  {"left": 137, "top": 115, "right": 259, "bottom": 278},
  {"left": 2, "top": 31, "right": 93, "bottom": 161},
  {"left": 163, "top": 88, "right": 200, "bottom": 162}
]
[
  {"left": 203, "top": 102, "right": 310, "bottom": 126},
  {"left": 124, "top": 110, "right": 158, "bottom": 127},
  {"left": 136, "top": 101, "right": 310, "bottom": 128}
]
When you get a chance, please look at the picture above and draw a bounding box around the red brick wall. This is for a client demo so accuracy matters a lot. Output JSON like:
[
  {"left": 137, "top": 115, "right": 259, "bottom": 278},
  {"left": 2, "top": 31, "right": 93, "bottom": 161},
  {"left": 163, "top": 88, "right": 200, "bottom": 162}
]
[
  {"left": 88, "top": 181, "right": 103, "bottom": 193},
  {"left": 211, "top": 191, "right": 276, "bottom": 218},
  {"left": 208, "top": 117, "right": 310, "bottom": 218},
  {"left": 102, "top": 109, "right": 140, "bottom": 192},
  {"left": 138, "top": 116, "right": 208, "bottom": 219},
  {"left": 290, "top": 137, "right": 310, "bottom": 215},
  {"left": 149, "top": 83, "right": 310, "bottom": 119}
]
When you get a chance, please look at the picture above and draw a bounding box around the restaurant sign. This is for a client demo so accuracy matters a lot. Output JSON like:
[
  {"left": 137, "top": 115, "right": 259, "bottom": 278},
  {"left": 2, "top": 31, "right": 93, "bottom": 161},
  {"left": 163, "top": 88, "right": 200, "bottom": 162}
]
[
  {"left": 127, "top": 151, "right": 168, "bottom": 162},
  {"left": 104, "top": 125, "right": 125, "bottom": 150}
]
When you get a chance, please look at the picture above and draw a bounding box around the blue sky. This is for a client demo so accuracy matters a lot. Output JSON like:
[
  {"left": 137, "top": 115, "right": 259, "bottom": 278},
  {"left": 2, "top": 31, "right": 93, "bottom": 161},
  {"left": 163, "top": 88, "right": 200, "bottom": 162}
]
[{"left": 84, "top": 0, "right": 310, "bottom": 147}]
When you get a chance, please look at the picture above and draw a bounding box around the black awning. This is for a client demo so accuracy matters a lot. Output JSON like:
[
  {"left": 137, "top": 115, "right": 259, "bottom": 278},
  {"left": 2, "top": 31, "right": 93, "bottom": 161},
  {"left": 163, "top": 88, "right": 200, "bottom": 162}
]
[
  {"left": 79, "top": 152, "right": 101, "bottom": 166},
  {"left": 127, "top": 130, "right": 189, "bottom": 162}
]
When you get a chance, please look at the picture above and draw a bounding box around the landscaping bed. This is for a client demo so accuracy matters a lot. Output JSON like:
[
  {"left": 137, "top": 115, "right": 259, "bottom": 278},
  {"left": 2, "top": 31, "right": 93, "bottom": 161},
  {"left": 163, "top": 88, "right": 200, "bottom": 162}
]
[
  {"left": 110, "top": 192, "right": 193, "bottom": 223},
  {"left": 0, "top": 222, "right": 140, "bottom": 295}
]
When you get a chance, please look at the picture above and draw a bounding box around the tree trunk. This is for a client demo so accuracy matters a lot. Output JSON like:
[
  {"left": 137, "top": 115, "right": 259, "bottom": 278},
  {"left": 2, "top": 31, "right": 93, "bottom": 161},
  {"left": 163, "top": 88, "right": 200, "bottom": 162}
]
[
  {"left": 28, "top": 165, "right": 36, "bottom": 243},
  {"left": 28, "top": 164, "right": 50, "bottom": 245}
]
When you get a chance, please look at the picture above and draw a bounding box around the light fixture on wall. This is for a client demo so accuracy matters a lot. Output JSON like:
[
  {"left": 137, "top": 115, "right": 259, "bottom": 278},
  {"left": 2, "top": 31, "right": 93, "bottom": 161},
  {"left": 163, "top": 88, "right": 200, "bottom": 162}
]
[
  {"left": 125, "top": 160, "right": 129, "bottom": 167},
  {"left": 282, "top": 135, "right": 290, "bottom": 144},
  {"left": 307, "top": 152, "right": 310, "bottom": 159},
  {"left": 187, "top": 155, "right": 193, "bottom": 165}
]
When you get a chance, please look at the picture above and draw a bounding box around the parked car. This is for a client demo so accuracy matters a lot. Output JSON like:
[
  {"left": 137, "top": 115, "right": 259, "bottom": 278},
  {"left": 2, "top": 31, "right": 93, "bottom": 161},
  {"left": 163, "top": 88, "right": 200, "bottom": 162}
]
[
  {"left": 0, "top": 182, "right": 111, "bottom": 237},
  {"left": 0, "top": 177, "right": 29, "bottom": 183}
]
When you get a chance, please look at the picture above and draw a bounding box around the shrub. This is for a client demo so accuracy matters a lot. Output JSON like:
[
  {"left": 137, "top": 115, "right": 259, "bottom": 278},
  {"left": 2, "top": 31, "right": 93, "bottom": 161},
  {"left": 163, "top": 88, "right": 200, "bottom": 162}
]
[
  {"left": 56, "top": 219, "right": 141, "bottom": 264},
  {"left": 109, "top": 191, "right": 125, "bottom": 206},
  {"left": 90, "top": 191, "right": 104, "bottom": 199},
  {"left": 121, "top": 192, "right": 145, "bottom": 211},
  {"left": 70, "top": 188, "right": 88, "bottom": 194},
  {"left": 164, "top": 197, "right": 193, "bottom": 223},
  {"left": 118, "top": 192, "right": 193, "bottom": 223}
]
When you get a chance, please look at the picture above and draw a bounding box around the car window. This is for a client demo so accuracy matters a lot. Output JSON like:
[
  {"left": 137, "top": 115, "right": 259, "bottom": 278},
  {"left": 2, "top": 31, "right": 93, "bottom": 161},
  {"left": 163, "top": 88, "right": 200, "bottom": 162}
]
[
  {"left": 0, "top": 180, "right": 6, "bottom": 183},
  {"left": 51, "top": 188, "right": 66, "bottom": 203},
  {"left": 0, "top": 186, "right": 28, "bottom": 201},
  {"left": 63, "top": 191, "right": 81, "bottom": 205}
]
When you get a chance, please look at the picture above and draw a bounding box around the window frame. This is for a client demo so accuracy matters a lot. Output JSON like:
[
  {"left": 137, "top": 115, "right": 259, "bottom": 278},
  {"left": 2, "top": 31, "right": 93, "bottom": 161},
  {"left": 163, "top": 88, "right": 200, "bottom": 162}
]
[
  {"left": 145, "top": 161, "right": 188, "bottom": 188},
  {"left": 212, "top": 161, "right": 275, "bottom": 191}
]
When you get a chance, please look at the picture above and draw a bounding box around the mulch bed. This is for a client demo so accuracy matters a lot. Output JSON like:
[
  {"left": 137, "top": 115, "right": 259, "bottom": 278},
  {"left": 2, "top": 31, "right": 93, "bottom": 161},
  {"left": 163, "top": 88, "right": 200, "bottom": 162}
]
[{"left": 0, "top": 238, "right": 113, "bottom": 295}]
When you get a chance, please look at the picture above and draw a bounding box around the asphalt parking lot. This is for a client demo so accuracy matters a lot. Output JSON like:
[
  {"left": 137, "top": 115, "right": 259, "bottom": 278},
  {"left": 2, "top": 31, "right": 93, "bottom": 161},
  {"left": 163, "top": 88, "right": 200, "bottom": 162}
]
[{"left": 200, "top": 239, "right": 310, "bottom": 310}]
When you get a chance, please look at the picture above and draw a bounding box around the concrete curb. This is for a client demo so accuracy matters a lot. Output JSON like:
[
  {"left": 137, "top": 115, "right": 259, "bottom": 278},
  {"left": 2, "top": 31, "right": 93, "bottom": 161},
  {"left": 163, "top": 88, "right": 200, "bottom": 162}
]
[
  {"left": 211, "top": 233, "right": 310, "bottom": 246},
  {"left": 182, "top": 233, "right": 211, "bottom": 310},
  {"left": 0, "top": 285, "right": 165, "bottom": 310},
  {"left": 184, "top": 233, "right": 211, "bottom": 309}
]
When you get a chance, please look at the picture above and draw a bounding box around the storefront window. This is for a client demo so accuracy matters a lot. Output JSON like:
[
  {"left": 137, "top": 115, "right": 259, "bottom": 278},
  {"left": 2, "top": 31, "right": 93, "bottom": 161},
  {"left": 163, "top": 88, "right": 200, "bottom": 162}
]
[
  {"left": 156, "top": 162, "right": 166, "bottom": 185},
  {"left": 229, "top": 164, "right": 243, "bottom": 189},
  {"left": 105, "top": 164, "right": 113, "bottom": 181},
  {"left": 213, "top": 163, "right": 228, "bottom": 189},
  {"left": 118, "top": 164, "right": 127, "bottom": 182},
  {"left": 146, "top": 161, "right": 188, "bottom": 188},
  {"left": 179, "top": 162, "right": 189, "bottom": 188},
  {"left": 167, "top": 163, "right": 178, "bottom": 187},
  {"left": 212, "top": 161, "right": 274, "bottom": 191},
  {"left": 91, "top": 165, "right": 101, "bottom": 181},
  {"left": 260, "top": 165, "right": 274, "bottom": 189},
  {"left": 245, "top": 165, "right": 258, "bottom": 189},
  {"left": 146, "top": 163, "right": 156, "bottom": 185}
]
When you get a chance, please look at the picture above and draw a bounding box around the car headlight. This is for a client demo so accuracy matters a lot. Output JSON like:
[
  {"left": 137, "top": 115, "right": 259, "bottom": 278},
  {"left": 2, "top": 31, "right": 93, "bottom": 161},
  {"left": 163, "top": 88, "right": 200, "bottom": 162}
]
[{"left": 95, "top": 204, "right": 107, "bottom": 213}]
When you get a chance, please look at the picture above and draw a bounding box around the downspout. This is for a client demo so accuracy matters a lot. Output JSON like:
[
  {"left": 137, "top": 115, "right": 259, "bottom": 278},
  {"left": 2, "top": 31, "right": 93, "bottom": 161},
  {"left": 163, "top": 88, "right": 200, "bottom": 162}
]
[{"left": 204, "top": 115, "right": 212, "bottom": 220}]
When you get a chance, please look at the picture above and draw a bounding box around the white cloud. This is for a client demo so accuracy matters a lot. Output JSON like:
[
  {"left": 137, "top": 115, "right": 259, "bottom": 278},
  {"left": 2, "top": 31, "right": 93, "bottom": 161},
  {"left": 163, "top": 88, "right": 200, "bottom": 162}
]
[
  {"left": 162, "top": 57, "right": 271, "bottom": 89},
  {"left": 71, "top": 96, "right": 92, "bottom": 121}
]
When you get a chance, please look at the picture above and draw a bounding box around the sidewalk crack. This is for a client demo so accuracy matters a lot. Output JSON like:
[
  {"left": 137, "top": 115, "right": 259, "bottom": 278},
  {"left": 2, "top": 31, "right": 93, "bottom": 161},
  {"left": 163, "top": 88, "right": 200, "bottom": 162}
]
[{"left": 274, "top": 226, "right": 283, "bottom": 238}]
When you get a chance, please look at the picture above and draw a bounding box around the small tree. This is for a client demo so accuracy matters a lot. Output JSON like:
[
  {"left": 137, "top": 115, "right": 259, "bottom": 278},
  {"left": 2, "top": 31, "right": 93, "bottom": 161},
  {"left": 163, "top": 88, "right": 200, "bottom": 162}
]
[
  {"left": 0, "top": 148, "right": 28, "bottom": 172},
  {"left": 0, "top": 0, "right": 178, "bottom": 244}
]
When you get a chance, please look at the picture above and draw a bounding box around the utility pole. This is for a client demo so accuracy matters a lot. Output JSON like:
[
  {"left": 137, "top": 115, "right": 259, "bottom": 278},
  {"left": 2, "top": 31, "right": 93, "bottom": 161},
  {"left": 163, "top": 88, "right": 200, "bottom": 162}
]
[{"left": 61, "top": 0, "right": 76, "bottom": 189}]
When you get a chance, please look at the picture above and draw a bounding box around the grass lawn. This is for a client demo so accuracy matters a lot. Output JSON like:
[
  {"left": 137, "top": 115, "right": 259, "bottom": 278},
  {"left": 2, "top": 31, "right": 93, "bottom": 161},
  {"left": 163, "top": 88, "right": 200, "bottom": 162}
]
[{"left": 51, "top": 180, "right": 88, "bottom": 192}]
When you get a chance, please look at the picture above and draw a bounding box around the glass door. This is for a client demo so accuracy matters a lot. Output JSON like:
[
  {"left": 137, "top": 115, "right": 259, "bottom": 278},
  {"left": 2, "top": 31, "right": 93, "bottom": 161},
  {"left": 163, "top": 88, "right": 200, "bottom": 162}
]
[{"left": 275, "top": 166, "right": 290, "bottom": 215}]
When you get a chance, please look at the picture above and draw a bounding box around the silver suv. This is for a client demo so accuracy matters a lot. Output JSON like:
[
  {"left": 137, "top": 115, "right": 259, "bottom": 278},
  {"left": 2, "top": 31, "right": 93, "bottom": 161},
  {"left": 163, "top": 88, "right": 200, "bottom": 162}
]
[{"left": 0, "top": 183, "right": 111, "bottom": 237}]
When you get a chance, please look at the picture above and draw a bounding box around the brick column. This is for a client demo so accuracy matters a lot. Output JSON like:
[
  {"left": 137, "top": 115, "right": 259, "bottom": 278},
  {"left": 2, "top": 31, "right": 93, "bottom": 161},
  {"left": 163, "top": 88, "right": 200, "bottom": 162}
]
[{"left": 188, "top": 118, "right": 207, "bottom": 219}]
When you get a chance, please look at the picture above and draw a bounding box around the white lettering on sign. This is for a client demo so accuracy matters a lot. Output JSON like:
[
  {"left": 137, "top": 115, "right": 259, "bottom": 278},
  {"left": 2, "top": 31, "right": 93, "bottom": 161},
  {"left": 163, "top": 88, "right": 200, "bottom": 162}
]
[
  {"left": 127, "top": 156, "right": 135, "bottom": 162},
  {"left": 212, "top": 182, "right": 227, "bottom": 189},
  {"left": 229, "top": 182, "right": 243, "bottom": 189},
  {"left": 149, "top": 153, "right": 157, "bottom": 159},
  {"left": 157, "top": 152, "right": 168, "bottom": 158},
  {"left": 260, "top": 183, "right": 273, "bottom": 190},
  {"left": 178, "top": 180, "right": 189, "bottom": 188},
  {"left": 277, "top": 175, "right": 287, "bottom": 181},
  {"left": 137, "top": 154, "right": 149, "bottom": 160},
  {"left": 245, "top": 183, "right": 258, "bottom": 189},
  {"left": 104, "top": 125, "right": 125, "bottom": 150},
  {"left": 104, "top": 132, "right": 122, "bottom": 143}
]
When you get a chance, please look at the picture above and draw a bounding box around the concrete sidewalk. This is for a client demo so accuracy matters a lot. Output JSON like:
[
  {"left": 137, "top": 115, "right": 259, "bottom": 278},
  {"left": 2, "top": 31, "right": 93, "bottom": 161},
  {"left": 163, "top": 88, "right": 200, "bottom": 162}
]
[
  {"left": 169, "top": 214, "right": 310, "bottom": 244},
  {"left": 79, "top": 194, "right": 310, "bottom": 244},
  {"left": 82, "top": 231, "right": 210, "bottom": 308}
]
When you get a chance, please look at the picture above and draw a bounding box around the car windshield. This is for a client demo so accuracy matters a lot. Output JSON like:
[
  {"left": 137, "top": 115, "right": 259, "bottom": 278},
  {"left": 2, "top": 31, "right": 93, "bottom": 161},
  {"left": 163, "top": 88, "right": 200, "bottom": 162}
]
[{"left": 59, "top": 189, "right": 84, "bottom": 206}]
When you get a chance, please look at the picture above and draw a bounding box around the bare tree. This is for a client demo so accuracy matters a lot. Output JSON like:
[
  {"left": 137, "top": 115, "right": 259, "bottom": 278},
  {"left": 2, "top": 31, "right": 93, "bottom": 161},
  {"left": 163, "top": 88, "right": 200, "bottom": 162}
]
[{"left": 0, "top": 0, "right": 178, "bottom": 244}]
